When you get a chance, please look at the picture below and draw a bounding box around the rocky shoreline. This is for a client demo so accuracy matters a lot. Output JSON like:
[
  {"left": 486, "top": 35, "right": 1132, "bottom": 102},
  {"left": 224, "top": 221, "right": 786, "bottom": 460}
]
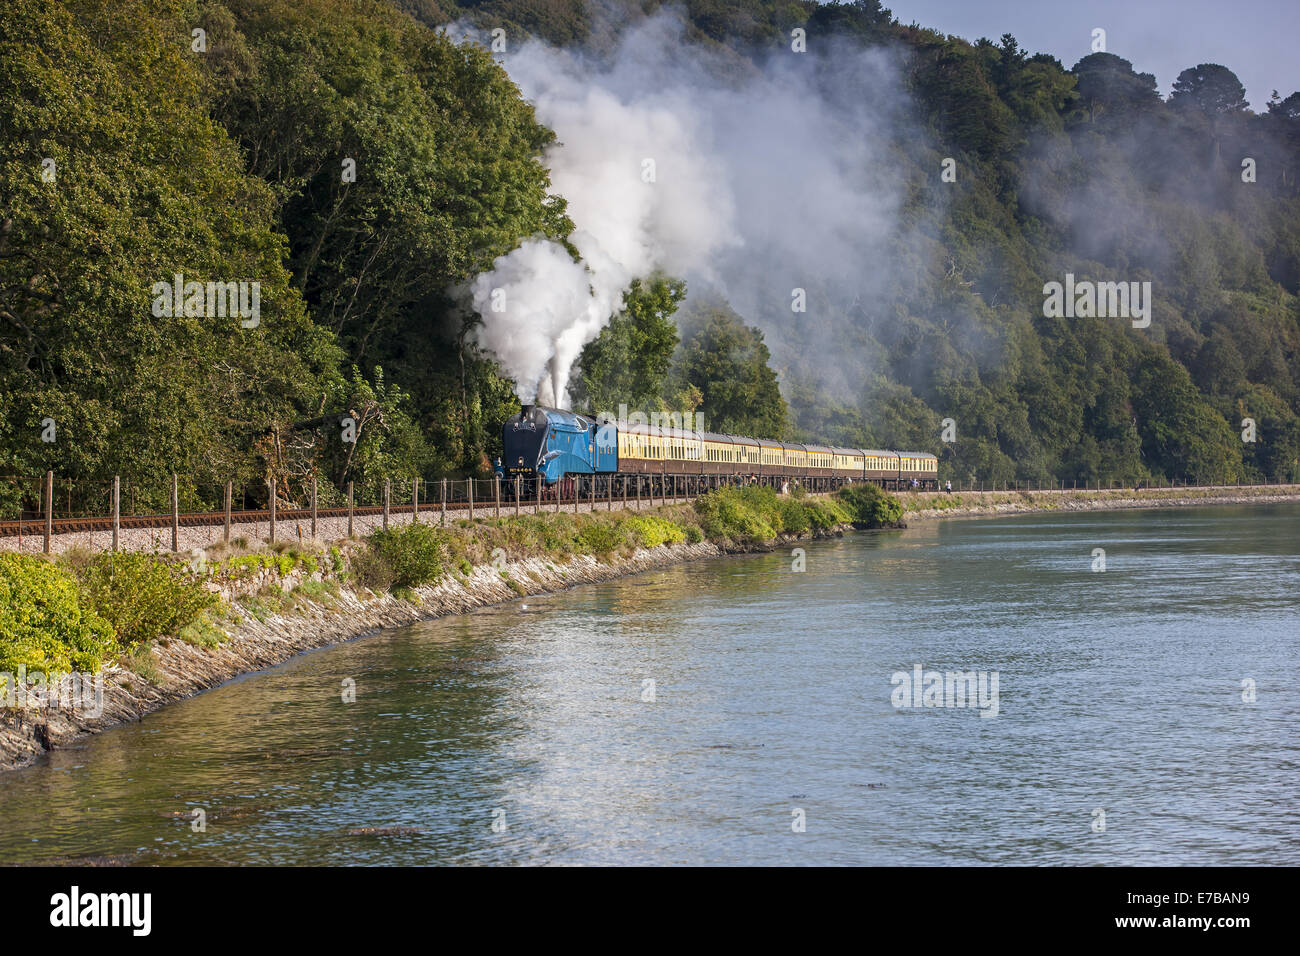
[
  {"left": 0, "top": 529, "right": 842, "bottom": 773},
  {"left": 897, "top": 485, "right": 1300, "bottom": 520}
]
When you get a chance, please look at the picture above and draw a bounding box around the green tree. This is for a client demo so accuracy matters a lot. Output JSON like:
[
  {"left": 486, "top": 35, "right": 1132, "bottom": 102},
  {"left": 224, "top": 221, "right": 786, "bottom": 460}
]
[
  {"left": 571, "top": 276, "right": 686, "bottom": 415},
  {"left": 1071, "top": 52, "right": 1160, "bottom": 124},
  {"left": 0, "top": 0, "right": 339, "bottom": 510},
  {"left": 1169, "top": 63, "right": 1249, "bottom": 115},
  {"left": 1131, "top": 353, "right": 1242, "bottom": 483},
  {"left": 205, "top": 0, "right": 572, "bottom": 473},
  {"left": 672, "top": 301, "right": 788, "bottom": 437}
]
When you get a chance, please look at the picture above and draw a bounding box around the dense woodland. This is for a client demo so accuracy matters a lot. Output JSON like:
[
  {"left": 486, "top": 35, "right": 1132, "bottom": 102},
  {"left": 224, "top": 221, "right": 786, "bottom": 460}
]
[{"left": 3, "top": 0, "right": 1299, "bottom": 514}]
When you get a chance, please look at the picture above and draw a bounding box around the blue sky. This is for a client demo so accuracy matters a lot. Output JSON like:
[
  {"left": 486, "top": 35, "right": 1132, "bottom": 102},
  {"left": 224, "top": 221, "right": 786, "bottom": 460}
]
[{"left": 885, "top": 0, "right": 1299, "bottom": 110}]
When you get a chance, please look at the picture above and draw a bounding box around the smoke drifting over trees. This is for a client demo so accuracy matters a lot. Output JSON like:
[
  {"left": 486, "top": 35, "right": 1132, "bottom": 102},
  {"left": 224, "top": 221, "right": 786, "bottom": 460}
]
[{"left": 464, "top": 12, "right": 914, "bottom": 408}]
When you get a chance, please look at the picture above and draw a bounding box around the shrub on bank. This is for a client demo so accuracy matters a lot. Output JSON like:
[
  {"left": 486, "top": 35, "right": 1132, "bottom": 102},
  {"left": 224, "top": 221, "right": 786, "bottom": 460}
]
[
  {"left": 693, "top": 485, "right": 856, "bottom": 544},
  {"left": 576, "top": 519, "right": 625, "bottom": 557},
  {"left": 0, "top": 555, "right": 116, "bottom": 673},
  {"left": 439, "top": 510, "right": 693, "bottom": 569},
  {"left": 347, "top": 547, "right": 394, "bottom": 591},
  {"left": 695, "top": 494, "right": 773, "bottom": 543},
  {"left": 835, "top": 483, "right": 904, "bottom": 527},
  {"left": 692, "top": 487, "right": 779, "bottom": 544},
  {"left": 774, "top": 494, "right": 812, "bottom": 534},
  {"left": 805, "top": 496, "right": 854, "bottom": 530},
  {"left": 624, "top": 514, "right": 687, "bottom": 549},
  {"left": 76, "top": 552, "right": 215, "bottom": 648},
  {"left": 367, "top": 522, "right": 446, "bottom": 588}
]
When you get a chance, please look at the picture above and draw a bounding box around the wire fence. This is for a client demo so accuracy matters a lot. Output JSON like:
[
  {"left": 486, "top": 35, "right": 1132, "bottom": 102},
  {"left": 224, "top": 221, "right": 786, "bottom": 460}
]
[
  {"left": 2, "top": 470, "right": 1296, "bottom": 554},
  {"left": 0, "top": 471, "right": 719, "bottom": 553}
]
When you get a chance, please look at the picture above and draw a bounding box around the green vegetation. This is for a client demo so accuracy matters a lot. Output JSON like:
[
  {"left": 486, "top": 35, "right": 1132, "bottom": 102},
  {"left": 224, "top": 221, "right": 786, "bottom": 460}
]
[
  {"left": 239, "top": 592, "right": 277, "bottom": 623},
  {"left": 623, "top": 515, "right": 688, "bottom": 549},
  {"left": 294, "top": 578, "right": 341, "bottom": 604},
  {"left": 75, "top": 553, "right": 215, "bottom": 648},
  {"left": 668, "top": 300, "right": 788, "bottom": 438},
  {"left": 0, "top": 555, "right": 115, "bottom": 673},
  {"left": 0, "top": 545, "right": 312, "bottom": 675},
  {"left": 368, "top": 523, "right": 447, "bottom": 589},
  {"left": 835, "top": 484, "right": 906, "bottom": 528},
  {"left": 693, "top": 486, "right": 852, "bottom": 546},
  {"left": 347, "top": 489, "right": 854, "bottom": 594},
  {"left": 178, "top": 612, "right": 229, "bottom": 649},
  {"left": 123, "top": 643, "right": 161, "bottom": 684}
]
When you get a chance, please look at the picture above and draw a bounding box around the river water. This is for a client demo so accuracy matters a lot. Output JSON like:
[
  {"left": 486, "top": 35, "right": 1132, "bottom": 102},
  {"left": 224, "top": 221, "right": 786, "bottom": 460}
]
[{"left": 1, "top": 504, "right": 1297, "bottom": 865}]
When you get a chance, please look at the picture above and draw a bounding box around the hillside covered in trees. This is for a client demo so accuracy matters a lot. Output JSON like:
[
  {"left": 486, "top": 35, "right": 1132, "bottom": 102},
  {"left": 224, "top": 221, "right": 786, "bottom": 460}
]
[{"left": 3, "top": 0, "right": 1299, "bottom": 514}]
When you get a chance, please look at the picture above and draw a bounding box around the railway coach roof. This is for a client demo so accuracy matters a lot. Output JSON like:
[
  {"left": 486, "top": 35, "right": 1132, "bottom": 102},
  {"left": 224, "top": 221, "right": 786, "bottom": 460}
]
[
  {"left": 700, "top": 432, "right": 759, "bottom": 446},
  {"left": 898, "top": 451, "right": 937, "bottom": 459},
  {"left": 804, "top": 443, "right": 834, "bottom": 454},
  {"left": 621, "top": 421, "right": 702, "bottom": 439}
]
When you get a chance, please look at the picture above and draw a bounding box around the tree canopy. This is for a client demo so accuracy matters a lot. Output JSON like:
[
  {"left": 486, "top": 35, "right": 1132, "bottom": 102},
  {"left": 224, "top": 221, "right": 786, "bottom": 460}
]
[{"left": 4, "top": 0, "right": 1300, "bottom": 506}]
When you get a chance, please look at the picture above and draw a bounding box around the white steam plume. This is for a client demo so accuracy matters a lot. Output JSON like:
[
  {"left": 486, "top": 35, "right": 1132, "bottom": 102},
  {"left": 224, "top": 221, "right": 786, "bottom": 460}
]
[{"left": 462, "top": 12, "right": 912, "bottom": 407}]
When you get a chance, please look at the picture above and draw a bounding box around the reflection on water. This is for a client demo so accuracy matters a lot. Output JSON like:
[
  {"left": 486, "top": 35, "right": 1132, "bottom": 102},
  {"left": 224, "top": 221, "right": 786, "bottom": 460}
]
[{"left": 1, "top": 504, "right": 1297, "bottom": 865}]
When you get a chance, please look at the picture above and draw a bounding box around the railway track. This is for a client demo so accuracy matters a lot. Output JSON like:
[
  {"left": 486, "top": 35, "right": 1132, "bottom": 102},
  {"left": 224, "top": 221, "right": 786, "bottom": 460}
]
[
  {"left": 0, "top": 494, "right": 693, "bottom": 538},
  {"left": 4, "top": 482, "right": 1294, "bottom": 540}
]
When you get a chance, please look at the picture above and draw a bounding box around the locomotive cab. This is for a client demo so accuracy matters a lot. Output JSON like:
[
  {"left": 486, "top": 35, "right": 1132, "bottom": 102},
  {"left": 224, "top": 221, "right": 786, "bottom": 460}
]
[
  {"left": 502, "top": 405, "right": 617, "bottom": 485},
  {"left": 503, "top": 405, "right": 551, "bottom": 482}
]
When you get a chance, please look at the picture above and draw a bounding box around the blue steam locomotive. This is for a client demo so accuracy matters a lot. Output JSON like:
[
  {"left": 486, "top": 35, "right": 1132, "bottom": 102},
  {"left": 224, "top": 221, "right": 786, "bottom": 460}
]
[{"left": 501, "top": 405, "right": 939, "bottom": 491}]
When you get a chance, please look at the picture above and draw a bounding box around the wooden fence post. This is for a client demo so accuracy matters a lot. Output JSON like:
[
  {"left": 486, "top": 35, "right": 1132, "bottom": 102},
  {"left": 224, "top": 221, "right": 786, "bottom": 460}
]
[
  {"left": 413, "top": 477, "right": 420, "bottom": 523},
  {"left": 346, "top": 481, "right": 354, "bottom": 537},
  {"left": 171, "top": 473, "right": 179, "bottom": 552},
  {"left": 224, "top": 481, "right": 232, "bottom": 543},
  {"left": 268, "top": 477, "right": 276, "bottom": 545},
  {"left": 469, "top": 477, "right": 474, "bottom": 520},
  {"left": 44, "top": 470, "right": 53, "bottom": 554},
  {"left": 383, "top": 478, "right": 390, "bottom": 531},
  {"left": 111, "top": 475, "right": 120, "bottom": 552},
  {"left": 535, "top": 477, "right": 541, "bottom": 515},
  {"left": 440, "top": 478, "right": 446, "bottom": 526},
  {"left": 515, "top": 476, "right": 521, "bottom": 517},
  {"left": 309, "top": 477, "right": 317, "bottom": 539},
  {"left": 494, "top": 477, "right": 500, "bottom": 519}
]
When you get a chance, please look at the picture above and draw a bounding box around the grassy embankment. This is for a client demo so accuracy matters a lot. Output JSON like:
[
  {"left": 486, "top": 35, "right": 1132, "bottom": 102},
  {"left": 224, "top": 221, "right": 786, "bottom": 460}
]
[{"left": 0, "top": 484, "right": 902, "bottom": 679}]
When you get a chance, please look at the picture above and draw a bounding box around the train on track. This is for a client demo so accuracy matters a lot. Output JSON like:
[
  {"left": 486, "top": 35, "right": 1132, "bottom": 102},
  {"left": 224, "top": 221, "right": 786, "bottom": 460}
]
[{"left": 502, "top": 405, "right": 939, "bottom": 494}]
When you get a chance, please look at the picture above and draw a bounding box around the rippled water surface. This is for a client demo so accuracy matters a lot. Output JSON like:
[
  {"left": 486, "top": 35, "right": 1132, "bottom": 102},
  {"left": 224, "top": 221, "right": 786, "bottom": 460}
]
[{"left": 2, "top": 504, "right": 1297, "bottom": 865}]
